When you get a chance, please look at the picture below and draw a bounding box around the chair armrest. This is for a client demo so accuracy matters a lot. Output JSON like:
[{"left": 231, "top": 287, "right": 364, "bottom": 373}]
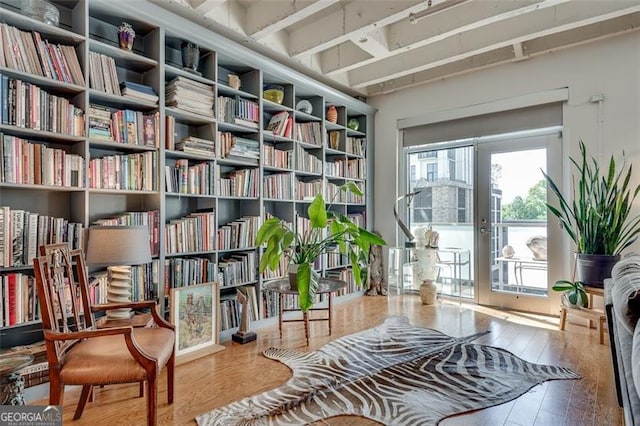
[
  {"left": 44, "top": 326, "right": 132, "bottom": 341},
  {"left": 91, "top": 301, "right": 156, "bottom": 312},
  {"left": 91, "top": 301, "right": 175, "bottom": 331}
]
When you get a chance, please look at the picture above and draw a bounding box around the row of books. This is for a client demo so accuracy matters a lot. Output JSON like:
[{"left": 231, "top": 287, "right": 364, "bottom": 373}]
[
  {"left": 325, "top": 158, "right": 366, "bottom": 179},
  {"left": 0, "top": 23, "right": 84, "bottom": 86},
  {"left": 264, "top": 111, "right": 292, "bottom": 138},
  {"left": 217, "top": 96, "right": 259, "bottom": 128},
  {"left": 219, "top": 251, "right": 257, "bottom": 287},
  {"left": 262, "top": 145, "right": 292, "bottom": 169},
  {"left": 165, "top": 211, "right": 216, "bottom": 255},
  {"left": 0, "top": 273, "right": 39, "bottom": 327},
  {"left": 220, "top": 285, "right": 259, "bottom": 331},
  {"left": 327, "top": 181, "right": 364, "bottom": 203},
  {"left": 217, "top": 216, "right": 259, "bottom": 251},
  {"left": 217, "top": 167, "right": 259, "bottom": 198},
  {"left": 0, "top": 207, "right": 83, "bottom": 268},
  {"left": 346, "top": 137, "right": 366, "bottom": 157},
  {"left": 263, "top": 173, "right": 292, "bottom": 199},
  {"left": 260, "top": 279, "right": 328, "bottom": 319},
  {"left": 294, "top": 145, "right": 322, "bottom": 173},
  {"left": 93, "top": 210, "right": 160, "bottom": 256},
  {"left": 218, "top": 133, "right": 259, "bottom": 162},
  {"left": 88, "top": 52, "right": 120, "bottom": 96},
  {"left": 295, "top": 121, "right": 322, "bottom": 145},
  {"left": 1, "top": 134, "right": 84, "bottom": 187},
  {"left": 295, "top": 179, "right": 323, "bottom": 201},
  {"left": 88, "top": 151, "right": 157, "bottom": 191},
  {"left": 324, "top": 247, "right": 349, "bottom": 269},
  {"left": 261, "top": 255, "right": 289, "bottom": 280},
  {"left": 88, "top": 105, "right": 159, "bottom": 147},
  {"left": 166, "top": 76, "right": 214, "bottom": 118},
  {"left": 163, "top": 257, "right": 219, "bottom": 291},
  {"left": 326, "top": 267, "right": 357, "bottom": 296},
  {"left": 165, "top": 159, "right": 215, "bottom": 195},
  {"left": 1, "top": 75, "right": 85, "bottom": 136}
]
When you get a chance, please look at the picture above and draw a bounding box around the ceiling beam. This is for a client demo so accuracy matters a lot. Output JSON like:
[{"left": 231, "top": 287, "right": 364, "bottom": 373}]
[
  {"left": 247, "top": 0, "right": 340, "bottom": 39},
  {"left": 200, "top": 0, "right": 245, "bottom": 34},
  {"left": 349, "top": 1, "right": 640, "bottom": 88},
  {"left": 365, "top": 11, "right": 640, "bottom": 96},
  {"left": 288, "top": 0, "right": 436, "bottom": 58},
  {"left": 322, "top": 0, "right": 564, "bottom": 76},
  {"left": 352, "top": 27, "right": 390, "bottom": 57},
  {"left": 188, "top": 0, "right": 227, "bottom": 13}
]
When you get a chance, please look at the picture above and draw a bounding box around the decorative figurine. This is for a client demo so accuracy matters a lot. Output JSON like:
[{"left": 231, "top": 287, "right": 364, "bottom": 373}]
[
  {"left": 232, "top": 289, "right": 257, "bottom": 344},
  {"left": 181, "top": 42, "right": 201, "bottom": 76},
  {"left": 117, "top": 22, "right": 135, "bottom": 51}
]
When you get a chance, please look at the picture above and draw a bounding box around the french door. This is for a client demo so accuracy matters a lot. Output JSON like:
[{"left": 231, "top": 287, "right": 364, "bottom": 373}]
[
  {"left": 476, "top": 131, "right": 562, "bottom": 314},
  {"left": 406, "top": 129, "right": 563, "bottom": 314}
]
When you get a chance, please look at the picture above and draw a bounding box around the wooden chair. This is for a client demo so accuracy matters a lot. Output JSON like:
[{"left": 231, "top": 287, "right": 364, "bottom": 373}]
[{"left": 33, "top": 244, "right": 175, "bottom": 425}]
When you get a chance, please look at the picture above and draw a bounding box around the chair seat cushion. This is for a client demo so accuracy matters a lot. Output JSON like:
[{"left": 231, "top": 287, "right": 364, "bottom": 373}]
[{"left": 60, "top": 327, "right": 174, "bottom": 385}]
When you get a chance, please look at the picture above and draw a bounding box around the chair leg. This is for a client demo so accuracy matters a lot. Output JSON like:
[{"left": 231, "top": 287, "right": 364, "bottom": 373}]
[
  {"left": 74, "top": 385, "right": 92, "bottom": 420},
  {"left": 49, "top": 376, "right": 64, "bottom": 406},
  {"left": 559, "top": 307, "right": 567, "bottom": 331},
  {"left": 139, "top": 381, "right": 144, "bottom": 398},
  {"left": 147, "top": 375, "right": 158, "bottom": 426},
  {"left": 167, "top": 351, "right": 175, "bottom": 404}
]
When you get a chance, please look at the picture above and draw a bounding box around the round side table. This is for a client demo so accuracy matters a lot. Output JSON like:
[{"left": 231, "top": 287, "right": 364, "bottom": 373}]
[{"left": 0, "top": 354, "right": 34, "bottom": 405}]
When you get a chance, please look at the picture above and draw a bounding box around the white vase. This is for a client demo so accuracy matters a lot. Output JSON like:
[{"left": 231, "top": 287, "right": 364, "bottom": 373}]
[{"left": 412, "top": 248, "right": 439, "bottom": 289}]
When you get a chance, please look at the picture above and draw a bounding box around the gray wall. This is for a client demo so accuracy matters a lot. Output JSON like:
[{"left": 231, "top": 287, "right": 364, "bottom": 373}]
[{"left": 370, "top": 30, "right": 640, "bottom": 272}]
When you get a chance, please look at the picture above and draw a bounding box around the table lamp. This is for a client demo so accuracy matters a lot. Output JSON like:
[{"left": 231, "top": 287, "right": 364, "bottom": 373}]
[{"left": 85, "top": 226, "right": 152, "bottom": 319}]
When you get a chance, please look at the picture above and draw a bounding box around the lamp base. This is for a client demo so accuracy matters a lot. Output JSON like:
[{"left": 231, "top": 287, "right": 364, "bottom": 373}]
[{"left": 107, "top": 265, "right": 133, "bottom": 320}]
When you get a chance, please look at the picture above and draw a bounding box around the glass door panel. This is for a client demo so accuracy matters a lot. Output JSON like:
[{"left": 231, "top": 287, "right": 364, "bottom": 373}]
[
  {"left": 476, "top": 132, "right": 561, "bottom": 313},
  {"left": 407, "top": 146, "right": 475, "bottom": 300}
]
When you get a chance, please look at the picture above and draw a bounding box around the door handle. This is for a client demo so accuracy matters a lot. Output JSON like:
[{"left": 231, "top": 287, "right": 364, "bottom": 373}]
[{"left": 480, "top": 227, "right": 491, "bottom": 234}]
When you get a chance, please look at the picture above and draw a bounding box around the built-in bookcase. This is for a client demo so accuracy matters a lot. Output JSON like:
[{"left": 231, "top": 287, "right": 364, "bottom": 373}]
[{"left": 0, "top": 0, "right": 374, "bottom": 348}]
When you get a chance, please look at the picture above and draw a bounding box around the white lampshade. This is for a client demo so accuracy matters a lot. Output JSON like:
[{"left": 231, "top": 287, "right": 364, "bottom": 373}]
[{"left": 85, "top": 226, "right": 152, "bottom": 266}]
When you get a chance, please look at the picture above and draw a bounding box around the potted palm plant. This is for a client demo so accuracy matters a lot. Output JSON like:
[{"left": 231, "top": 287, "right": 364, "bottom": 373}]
[
  {"left": 256, "top": 183, "right": 387, "bottom": 311},
  {"left": 543, "top": 140, "right": 640, "bottom": 286}
]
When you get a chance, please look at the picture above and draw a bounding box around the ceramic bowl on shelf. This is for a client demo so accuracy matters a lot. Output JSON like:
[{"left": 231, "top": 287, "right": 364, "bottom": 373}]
[
  {"left": 21, "top": 0, "right": 60, "bottom": 26},
  {"left": 296, "top": 99, "right": 313, "bottom": 115},
  {"left": 263, "top": 84, "right": 285, "bottom": 104},
  {"left": 347, "top": 118, "right": 360, "bottom": 131}
]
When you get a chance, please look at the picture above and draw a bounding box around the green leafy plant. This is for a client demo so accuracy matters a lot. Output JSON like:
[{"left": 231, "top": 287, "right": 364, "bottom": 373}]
[
  {"left": 542, "top": 140, "right": 640, "bottom": 255},
  {"left": 552, "top": 279, "right": 588, "bottom": 308},
  {"left": 256, "top": 182, "right": 387, "bottom": 312}
]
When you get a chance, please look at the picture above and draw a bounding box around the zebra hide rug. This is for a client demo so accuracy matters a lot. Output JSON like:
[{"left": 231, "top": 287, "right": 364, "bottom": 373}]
[{"left": 197, "top": 316, "right": 579, "bottom": 425}]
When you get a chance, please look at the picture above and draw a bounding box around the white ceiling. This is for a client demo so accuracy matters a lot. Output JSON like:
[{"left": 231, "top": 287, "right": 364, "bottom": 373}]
[{"left": 152, "top": 0, "right": 640, "bottom": 97}]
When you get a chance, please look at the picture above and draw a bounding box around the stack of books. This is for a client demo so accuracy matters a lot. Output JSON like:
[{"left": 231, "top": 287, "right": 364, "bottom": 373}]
[
  {"left": 174, "top": 136, "right": 215, "bottom": 156},
  {"left": 218, "top": 133, "right": 259, "bottom": 162},
  {"left": 165, "top": 76, "right": 214, "bottom": 117},
  {"left": 88, "top": 105, "right": 113, "bottom": 140},
  {"left": 120, "top": 81, "right": 158, "bottom": 104}
]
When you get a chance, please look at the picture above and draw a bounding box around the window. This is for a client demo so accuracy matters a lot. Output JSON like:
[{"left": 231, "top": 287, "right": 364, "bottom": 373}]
[
  {"left": 417, "top": 151, "right": 437, "bottom": 159},
  {"left": 426, "top": 163, "right": 437, "bottom": 181},
  {"left": 413, "top": 187, "right": 432, "bottom": 224},
  {"left": 410, "top": 165, "right": 416, "bottom": 181},
  {"left": 457, "top": 188, "right": 466, "bottom": 223}
]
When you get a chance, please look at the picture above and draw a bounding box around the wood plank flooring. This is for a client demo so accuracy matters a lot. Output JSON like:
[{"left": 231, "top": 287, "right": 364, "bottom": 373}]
[{"left": 36, "top": 295, "right": 622, "bottom": 425}]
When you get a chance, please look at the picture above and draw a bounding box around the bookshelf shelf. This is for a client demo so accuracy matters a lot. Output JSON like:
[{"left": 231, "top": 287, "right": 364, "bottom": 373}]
[
  {"left": 217, "top": 84, "right": 258, "bottom": 100},
  {"left": 0, "top": 7, "right": 86, "bottom": 44},
  {"left": 166, "top": 107, "right": 215, "bottom": 125},
  {"left": 0, "top": 67, "right": 85, "bottom": 94},
  {"left": 0, "top": 125, "right": 85, "bottom": 143},
  {"left": 88, "top": 39, "right": 158, "bottom": 71},
  {"left": 164, "top": 64, "right": 216, "bottom": 87},
  {"left": 0, "top": 0, "right": 373, "bottom": 348},
  {"left": 88, "top": 89, "right": 159, "bottom": 109}
]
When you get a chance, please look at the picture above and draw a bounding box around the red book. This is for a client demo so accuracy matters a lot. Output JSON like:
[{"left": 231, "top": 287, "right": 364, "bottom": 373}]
[
  {"left": 283, "top": 117, "right": 293, "bottom": 139},
  {"left": 7, "top": 273, "right": 17, "bottom": 325}
]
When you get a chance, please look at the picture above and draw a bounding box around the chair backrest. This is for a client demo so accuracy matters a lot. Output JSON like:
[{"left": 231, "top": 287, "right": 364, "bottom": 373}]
[{"left": 33, "top": 244, "right": 95, "bottom": 366}]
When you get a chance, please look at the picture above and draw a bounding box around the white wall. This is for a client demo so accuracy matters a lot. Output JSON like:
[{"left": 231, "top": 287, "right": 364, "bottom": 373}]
[{"left": 370, "top": 31, "right": 640, "bottom": 268}]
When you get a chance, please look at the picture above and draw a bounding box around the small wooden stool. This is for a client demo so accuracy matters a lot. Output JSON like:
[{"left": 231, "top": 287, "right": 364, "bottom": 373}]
[{"left": 559, "top": 286, "right": 607, "bottom": 344}]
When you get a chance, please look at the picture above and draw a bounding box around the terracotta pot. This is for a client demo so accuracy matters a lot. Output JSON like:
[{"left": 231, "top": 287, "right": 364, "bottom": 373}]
[{"left": 420, "top": 280, "right": 437, "bottom": 305}]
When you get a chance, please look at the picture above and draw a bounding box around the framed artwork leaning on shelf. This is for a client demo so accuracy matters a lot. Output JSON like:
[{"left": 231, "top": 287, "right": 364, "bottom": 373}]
[{"left": 170, "top": 282, "right": 225, "bottom": 364}]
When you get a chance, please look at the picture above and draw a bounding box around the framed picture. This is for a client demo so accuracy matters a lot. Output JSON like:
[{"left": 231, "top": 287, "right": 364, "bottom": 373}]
[{"left": 170, "top": 282, "right": 224, "bottom": 364}]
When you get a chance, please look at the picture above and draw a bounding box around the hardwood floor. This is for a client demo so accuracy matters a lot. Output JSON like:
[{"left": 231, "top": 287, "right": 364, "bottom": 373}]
[{"left": 39, "top": 295, "right": 622, "bottom": 425}]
